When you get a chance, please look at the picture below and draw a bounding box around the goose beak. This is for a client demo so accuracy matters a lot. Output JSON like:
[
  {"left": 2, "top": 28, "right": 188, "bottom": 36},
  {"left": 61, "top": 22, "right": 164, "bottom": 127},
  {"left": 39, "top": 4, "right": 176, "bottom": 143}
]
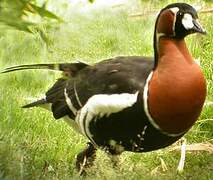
[{"left": 192, "top": 19, "right": 207, "bottom": 35}]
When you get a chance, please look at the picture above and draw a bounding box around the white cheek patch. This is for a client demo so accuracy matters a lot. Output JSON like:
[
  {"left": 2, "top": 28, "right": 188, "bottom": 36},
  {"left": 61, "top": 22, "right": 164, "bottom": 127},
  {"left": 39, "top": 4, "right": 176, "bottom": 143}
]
[
  {"left": 76, "top": 92, "right": 139, "bottom": 144},
  {"left": 182, "top": 13, "right": 194, "bottom": 30}
]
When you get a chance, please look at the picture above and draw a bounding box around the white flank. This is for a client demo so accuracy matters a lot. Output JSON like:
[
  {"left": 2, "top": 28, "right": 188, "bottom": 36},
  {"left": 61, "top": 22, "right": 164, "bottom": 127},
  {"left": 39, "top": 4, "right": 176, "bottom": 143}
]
[
  {"left": 182, "top": 13, "right": 194, "bottom": 30},
  {"left": 64, "top": 88, "right": 77, "bottom": 115},
  {"left": 76, "top": 92, "right": 139, "bottom": 143}
]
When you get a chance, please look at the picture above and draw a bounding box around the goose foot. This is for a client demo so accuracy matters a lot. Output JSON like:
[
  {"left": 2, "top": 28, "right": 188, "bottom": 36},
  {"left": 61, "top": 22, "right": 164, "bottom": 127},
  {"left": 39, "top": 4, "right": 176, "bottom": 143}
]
[{"left": 76, "top": 142, "right": 97, "bottom": 176}]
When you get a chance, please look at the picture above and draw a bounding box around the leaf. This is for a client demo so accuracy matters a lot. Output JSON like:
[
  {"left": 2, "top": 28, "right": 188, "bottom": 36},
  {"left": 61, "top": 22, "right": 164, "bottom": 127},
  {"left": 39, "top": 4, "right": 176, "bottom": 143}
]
[
  {"left": 0, "top": 0, "right": 62, "bottom": 33},
  {"left": 88, "top": 0, "right": 95, "bottom": 3},
  {"left": 27, "top": 3, "right": 63, "bottom": 22}
]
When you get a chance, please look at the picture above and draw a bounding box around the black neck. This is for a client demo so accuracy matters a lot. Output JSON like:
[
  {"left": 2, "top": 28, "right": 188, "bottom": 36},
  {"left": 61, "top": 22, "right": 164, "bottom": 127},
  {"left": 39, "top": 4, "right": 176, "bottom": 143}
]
[{"left": 153, "top": 13, "right": 160, "bottom": 70}]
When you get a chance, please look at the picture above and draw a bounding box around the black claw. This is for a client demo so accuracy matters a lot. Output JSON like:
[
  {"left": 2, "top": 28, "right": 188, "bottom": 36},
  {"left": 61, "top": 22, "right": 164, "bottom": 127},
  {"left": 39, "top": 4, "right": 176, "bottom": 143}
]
[{"left": 76, "top": 142, "right": 97, "bottom": 176}]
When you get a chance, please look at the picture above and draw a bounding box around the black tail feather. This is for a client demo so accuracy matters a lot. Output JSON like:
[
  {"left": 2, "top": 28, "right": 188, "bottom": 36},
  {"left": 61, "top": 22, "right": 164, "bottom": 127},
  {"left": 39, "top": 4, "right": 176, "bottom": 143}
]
[
  {"left": 1, "top": 61, "right": 89, "bottom": 77},
  {"left": 22, "top": 99, "right": 47, "bottom": 108},
  {"left": 2, "top": 61, "right": 89, "bottom": 118},
  {"left": 1, "top": 64, "right": 57, "bottom": 73}
]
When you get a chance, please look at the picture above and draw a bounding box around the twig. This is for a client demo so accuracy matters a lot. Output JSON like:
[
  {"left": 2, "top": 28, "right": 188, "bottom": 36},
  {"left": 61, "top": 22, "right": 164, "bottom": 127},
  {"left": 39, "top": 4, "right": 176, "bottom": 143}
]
[
  {"left": 160, "top": 157, "right": 168, "bottom": 172},
  {"left": 129, "top": 7, "right": 213, "bottom": 18},
  {"left": 129, "top": 10, "right": 157, "bottom": 18},
  {"left": 200, "top": 8, "right": 213, "bottom": 14},
  {"left": 204, "top": 101, "right": 213, "bottom": 106},
  {"left": 169, "top": 142, "right": 213, "bottom": 154},
  {"left": 78, "top": 156, "right": 87, "bottom": 176},
  {"left": 111, "top": 3, "right": 125, "bottom": 9}
]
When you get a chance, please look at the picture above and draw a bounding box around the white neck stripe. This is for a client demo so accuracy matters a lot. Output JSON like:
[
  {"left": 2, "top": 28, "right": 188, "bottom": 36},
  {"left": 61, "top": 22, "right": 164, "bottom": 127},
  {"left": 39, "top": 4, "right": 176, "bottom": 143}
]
[
  {"left": 64, "top": 88, "right": 77, "bottom": 115},
  {"left": 156, "top": 33, "right": 166, "bottom": 54},
  {"left": 170, "top": 7, "right": 179, "bottom": 36},
  {"left": 143, "top": 71, "right": 186, "bottom": 137},
  {"left": 74, "top": 82, "right": 82, "bottom": 107},
  {"left": 170, "top": 7, "right": 179, "bottom": 15}
]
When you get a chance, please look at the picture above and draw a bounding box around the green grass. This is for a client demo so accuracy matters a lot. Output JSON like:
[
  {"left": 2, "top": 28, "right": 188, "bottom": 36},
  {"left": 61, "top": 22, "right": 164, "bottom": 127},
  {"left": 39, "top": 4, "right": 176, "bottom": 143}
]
[{"left": 0, "top": 1, "right": 213, "bottom": 179}]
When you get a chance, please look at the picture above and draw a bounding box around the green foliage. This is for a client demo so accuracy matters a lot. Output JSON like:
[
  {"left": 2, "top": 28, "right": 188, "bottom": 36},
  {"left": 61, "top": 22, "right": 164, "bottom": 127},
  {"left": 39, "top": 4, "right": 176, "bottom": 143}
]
[
  {"left": 0, "top": 0, "right": 62, "bottom": 33},
  {"left": 88, "top": 0, "right": 95, "bottom": 3},
  {"left": 0, "top": 0, "right": 212, "bottom": 179}
]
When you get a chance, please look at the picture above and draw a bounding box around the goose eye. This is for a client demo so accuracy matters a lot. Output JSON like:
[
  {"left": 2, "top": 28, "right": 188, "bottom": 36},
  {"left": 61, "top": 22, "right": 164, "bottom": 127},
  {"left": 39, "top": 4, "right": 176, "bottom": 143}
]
[{"left": 177, "top": 11, "right": 183, "bottom": 17}]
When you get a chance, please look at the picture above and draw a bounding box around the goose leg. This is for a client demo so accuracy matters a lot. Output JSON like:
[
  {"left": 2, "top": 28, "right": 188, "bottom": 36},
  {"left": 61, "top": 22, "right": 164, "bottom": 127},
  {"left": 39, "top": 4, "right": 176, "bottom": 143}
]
[
  {"left": 76, "top": 142, "right": 97, "bottom": 176},
  {"left": 177, "top": 137, "right": 187, "bottom": 173}
]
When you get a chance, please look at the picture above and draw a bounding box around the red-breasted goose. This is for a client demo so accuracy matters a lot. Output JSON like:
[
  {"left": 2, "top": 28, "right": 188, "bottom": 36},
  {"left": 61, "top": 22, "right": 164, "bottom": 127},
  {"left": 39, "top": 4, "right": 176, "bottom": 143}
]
[{"left": 2, "top": 3, "right": 207, "bottom": 174}]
